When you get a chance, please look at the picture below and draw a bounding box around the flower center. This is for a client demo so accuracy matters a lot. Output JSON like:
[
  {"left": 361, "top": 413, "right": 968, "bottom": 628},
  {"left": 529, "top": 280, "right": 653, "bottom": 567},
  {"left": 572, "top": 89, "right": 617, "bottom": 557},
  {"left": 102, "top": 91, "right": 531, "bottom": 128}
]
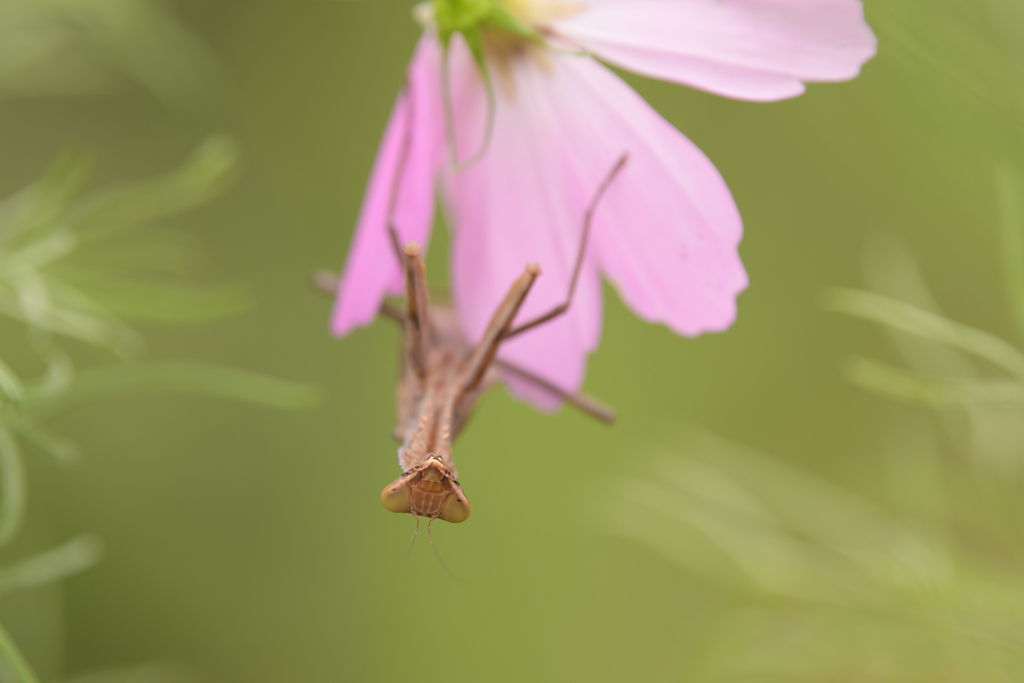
[
  {"left": 413, "top": 0, "right": 586, "bottom": 101},
  {"left": 501, "top": 0, "right": 585, "bottom": 30},
  {"left": 481, "top": 1, "right": 583, "bottom": 97},
  {"left": 414, "top": 0, "right": 584, "bottom": 46}
]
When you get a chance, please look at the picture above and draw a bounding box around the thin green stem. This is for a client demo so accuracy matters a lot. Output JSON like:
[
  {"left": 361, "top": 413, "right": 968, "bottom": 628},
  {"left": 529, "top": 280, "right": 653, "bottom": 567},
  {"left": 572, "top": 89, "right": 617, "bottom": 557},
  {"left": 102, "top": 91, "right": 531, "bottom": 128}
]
[
  {"left": 440, "top": 34, "right": 496, "bottom": 172},
  {"left": 825, "top": 287, "right": 1024, "bottom": 382},
  {"left": 0, "top": 621, "right": 41, "bottom": 683},
  {"left": 0, "top": 425, "right": 26, "bottom": 550},
  {"left": 995, "top": 165, "right": 1024, "bottom": 339}
]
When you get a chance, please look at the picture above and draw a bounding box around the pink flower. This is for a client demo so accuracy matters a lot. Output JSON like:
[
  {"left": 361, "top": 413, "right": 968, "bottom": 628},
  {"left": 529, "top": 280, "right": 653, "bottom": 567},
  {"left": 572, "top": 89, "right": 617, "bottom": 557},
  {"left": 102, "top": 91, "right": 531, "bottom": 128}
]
[{"left": 332, "top": 0, "right": 875, "bottom": 408}]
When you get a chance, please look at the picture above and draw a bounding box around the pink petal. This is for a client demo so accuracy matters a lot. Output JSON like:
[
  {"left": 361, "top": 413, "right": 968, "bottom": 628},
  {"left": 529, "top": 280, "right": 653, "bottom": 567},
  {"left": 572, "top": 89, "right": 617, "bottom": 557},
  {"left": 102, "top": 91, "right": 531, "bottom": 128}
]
[
  {"left": 441, "top": 39, "right": 604, "bottom": 409},
  {"left": 441, "top": 38, "right": 746, "bottom": 408},
  {"left": 331, "top": 36, "right": 445, "bottom": 336},
  {"left": 553, "top": 55, "right": 749, "bottom": 336},
  {"left": 551, "top": 0, "right": 877, "bottom": 102}
]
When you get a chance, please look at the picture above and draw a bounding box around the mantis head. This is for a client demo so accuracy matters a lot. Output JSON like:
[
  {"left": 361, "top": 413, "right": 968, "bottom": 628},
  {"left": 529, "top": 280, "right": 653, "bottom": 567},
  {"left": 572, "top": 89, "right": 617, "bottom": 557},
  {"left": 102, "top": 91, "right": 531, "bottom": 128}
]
[{"left": 381, "top": 456, "right": 472, "bottom": 523}]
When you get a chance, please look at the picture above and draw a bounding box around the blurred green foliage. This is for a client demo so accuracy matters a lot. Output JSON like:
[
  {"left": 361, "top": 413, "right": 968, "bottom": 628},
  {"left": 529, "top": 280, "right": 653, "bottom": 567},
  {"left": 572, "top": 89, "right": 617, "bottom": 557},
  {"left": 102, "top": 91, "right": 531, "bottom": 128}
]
[
  {"left": 611, "top": 429, "right": 1024, "bottom": 681},
  {"left": 0, "top": 127, "right": 314, "bottom": 683},
  {"left": 0, "top": 0, "right": 216, "bottom": 104},
  {"left": 0, "top": 136, "right": 244, "bottom": 356},
  {"left": 825, "top": 167, "right": 1024, "bottom": 472}
]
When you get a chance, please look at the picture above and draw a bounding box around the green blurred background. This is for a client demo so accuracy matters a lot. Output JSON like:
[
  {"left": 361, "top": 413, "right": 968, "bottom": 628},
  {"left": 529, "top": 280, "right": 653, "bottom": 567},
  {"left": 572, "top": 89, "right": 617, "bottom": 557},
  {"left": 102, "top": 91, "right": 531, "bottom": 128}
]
[{"left": 2, "top": 1, "right": 1024, "bottom": 681}]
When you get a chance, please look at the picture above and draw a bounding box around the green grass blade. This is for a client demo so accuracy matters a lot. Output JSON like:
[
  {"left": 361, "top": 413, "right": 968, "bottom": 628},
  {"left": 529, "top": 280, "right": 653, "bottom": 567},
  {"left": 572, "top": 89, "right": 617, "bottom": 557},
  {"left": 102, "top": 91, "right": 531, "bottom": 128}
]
[
  {"left": 0, "top": 151, "right": 91, "bottom": 244},
  {"left": 824, "top": 287, "right": 1024, "bottom": 381},
  {"left": 0, "top": 535, "right": 103, "bottom": 597},
  {"left": 0, "top": 357, "right": 24, "bottom": 407},
  {"left": 0, "top": 426, "right": 26, "bottom": 551},
  {"left": 843, "top": 356, "right": 1024, "bottom": 407},
  {"left": 70, "top": 136, "right": 238, "bottom": 237},
  {"left": 4, "top": 416, "right": 79, "bottom": 467},
  {"left": 70, "top": 280, "right": 252, "bottom": 326},
  {"left": 996, "top": 164, "right": 1024, "bottom": 338},
  {"left": 29, "top": 361, "right": 320, "bottom": 419},
  {"left": 0, "top": 620, "right": 41, "bottom": 683}
]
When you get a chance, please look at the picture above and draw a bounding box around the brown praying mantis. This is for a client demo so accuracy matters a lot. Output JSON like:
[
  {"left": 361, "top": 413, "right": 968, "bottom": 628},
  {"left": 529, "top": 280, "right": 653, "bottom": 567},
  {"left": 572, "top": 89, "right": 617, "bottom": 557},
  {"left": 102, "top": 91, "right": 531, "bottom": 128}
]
[{"left": 316, "top": 155, "right": 627, "bottom": 531}]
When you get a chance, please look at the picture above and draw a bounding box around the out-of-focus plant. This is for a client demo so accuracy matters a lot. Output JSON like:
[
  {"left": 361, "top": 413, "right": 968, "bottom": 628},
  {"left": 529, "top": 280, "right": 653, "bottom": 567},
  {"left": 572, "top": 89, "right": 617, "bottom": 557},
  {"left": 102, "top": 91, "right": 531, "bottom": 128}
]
[
  {"left": 824, "top": 168, "right": 1024, "bottom": 472},
  {"left": 608, "top": 429, "right": 1024, "bottom": 682},
  {"left": 0, "top": 137, "right": 317, "bottom": 683},
  {"left": 60, "top": 662, "right": 200, "bottom": 683},
  {"left": 828, "top": 0, "right": 1024, "bottom": 471},
  {"left": 0, "top": 0, "right": 217, "bottom": 104},
  {"left": 866, "top": 0, "right": 1024, "bottom": 192},
  {"left": 604, "top": 164, "right": 1024, "bottom": 680},
  {"left": 605, "top": 158, "right": 1024, "bottom": 682}
]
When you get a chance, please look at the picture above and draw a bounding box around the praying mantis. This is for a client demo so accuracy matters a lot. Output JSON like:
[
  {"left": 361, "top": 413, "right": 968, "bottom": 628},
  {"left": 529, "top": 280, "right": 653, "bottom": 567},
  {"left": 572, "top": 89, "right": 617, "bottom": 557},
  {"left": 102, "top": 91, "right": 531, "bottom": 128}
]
[
  {"left": 379, "top": 154, "right": 624, "bottom": 527},
  {"left": 316, "top": 128, "right": 626, "bottom": 531}
]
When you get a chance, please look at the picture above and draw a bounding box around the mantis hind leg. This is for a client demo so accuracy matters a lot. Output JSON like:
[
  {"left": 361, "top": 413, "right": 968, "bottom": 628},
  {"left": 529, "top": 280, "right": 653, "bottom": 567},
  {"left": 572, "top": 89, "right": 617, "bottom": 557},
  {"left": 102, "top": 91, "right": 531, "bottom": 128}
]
[
  {"left": 454, "top": 296, "right": 618, "bottom": 425},
  {"left": 494, "top": 358, "right": 616, "bottom": 424},
  {"left": 501, "top": 153, "right": 628, "bottom": 341},
  {"left": 453, "top": 155, "right": 628, "bottom": 420}
]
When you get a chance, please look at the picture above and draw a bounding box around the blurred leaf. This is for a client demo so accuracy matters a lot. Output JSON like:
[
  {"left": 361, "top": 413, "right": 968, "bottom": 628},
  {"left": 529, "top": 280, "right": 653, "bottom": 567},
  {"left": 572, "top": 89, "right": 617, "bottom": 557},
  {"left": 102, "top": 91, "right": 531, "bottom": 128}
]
[
  {"left": 843, "top": 356, "right": 1024, "bottom": 407},
  {"left": 996, "top": 164, "right": 1024, "bottom": 337},
  {"left": 62, "top": 662, "right": 201, "bottom": 683},
  {"left": 29, "top": 361, "right": 320, "bottom": 418},
  {"left": 0, "top": 356, "right": 24, "bottom": 407},
  {"left": 0, "top": 226, "right": 77, "bottom": 275},
  {"left": 0, "top": 277, "right": 145, "bottom": 357},
  {"left": 0, "top": 620, "right": 41, "bottom": 683},
  {"left": 0, "top": 137, "right": 244, "bottom": 356},
  {"left": 825, "top": 287, "right": 1024, "bottom": 381},
  {"left": 616, "top": 437, "right": 955, "bottom": 606},
  {"left": 5, "top": 415, "right": 79, "bottom": 467},
  {"left": 0, "top": 0, "right": 218, "bottom": 106},
  {"left": 857, "top": 237, "right": 1024, "bottom": 470},
  {"left": 22, "top": 346, "right": 73, "bottom": 405},
  {"left": 861, "top": 236, "right": 979, "bottom": 379},
  {"left": 0, "top": 535, "right": 102, "bottom": 596},
  {"left": 63, "top": 0, "right": 221, "bottom": 105},
  {"left": 70, "top": 135, "right": 239, "bottom": 237},
  {"left": 0, "top": 426, "right": 25, "bottom": 550},
  {"left": 0, "top": 151, "right": 91, "bottom": 244},
  {"left": 63, "top": 229, "right": 206, "bottom": 277},
  {"left": 67, "top": 279, "right": 251, "bottom": 326},
  {"left": 610, "top": 431, "right": 1024, "bottom": 681}
]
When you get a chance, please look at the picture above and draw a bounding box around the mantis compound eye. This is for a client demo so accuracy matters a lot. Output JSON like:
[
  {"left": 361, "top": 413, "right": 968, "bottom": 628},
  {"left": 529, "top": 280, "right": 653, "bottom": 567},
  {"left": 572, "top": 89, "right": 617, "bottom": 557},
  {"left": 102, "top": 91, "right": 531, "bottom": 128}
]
[
  {"left": 441, "top": 492, "right": 471, "bottom": 523},
  {"left": 380, "top": 480, "right": 410, "bottom": 514}
]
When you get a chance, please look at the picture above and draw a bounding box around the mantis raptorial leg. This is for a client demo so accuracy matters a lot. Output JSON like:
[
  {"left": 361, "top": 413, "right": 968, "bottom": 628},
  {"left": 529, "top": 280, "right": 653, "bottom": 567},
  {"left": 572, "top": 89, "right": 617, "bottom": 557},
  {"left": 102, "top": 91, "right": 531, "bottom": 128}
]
[
  {"left": 430, "top": 264, "right": 541, "bottom": 471},
  {"left": 323, "top": 72, "right": 625, "bottom": 531},
  {"left": 459, "top": 264, "right": 541, "bottom": 396},
  {"left": 401, "top": 243, "right": 431, "bottom": 379},
  {"left": 448, "top": 153, "right": 628, "bottom": 414},
  {"left": 309, "top": 272, "right": 615, "bottom": 424}
]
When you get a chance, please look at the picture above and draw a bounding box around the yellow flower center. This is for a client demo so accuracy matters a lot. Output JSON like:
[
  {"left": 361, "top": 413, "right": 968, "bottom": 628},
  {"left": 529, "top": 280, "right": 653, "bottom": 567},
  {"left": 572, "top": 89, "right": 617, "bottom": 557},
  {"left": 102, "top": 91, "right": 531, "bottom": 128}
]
[
  {"left": 485, "top": 0, "right": 584, "bottom": 97},
  {"left": 501, "top": 0, "right": 585, "bottom": 28}
]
